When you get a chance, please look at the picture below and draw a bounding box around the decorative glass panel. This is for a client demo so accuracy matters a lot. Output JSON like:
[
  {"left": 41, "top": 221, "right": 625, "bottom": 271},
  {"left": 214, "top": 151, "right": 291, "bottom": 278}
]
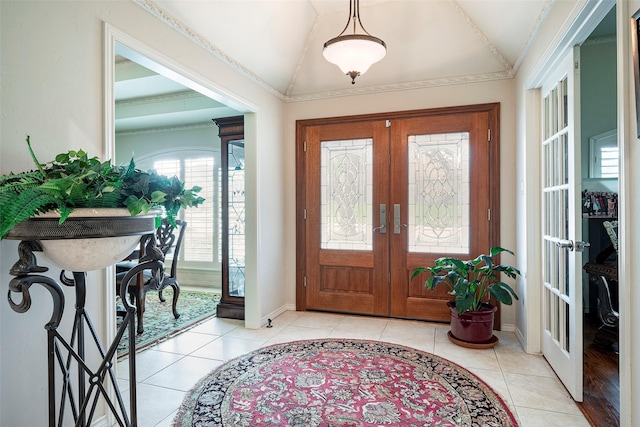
[
  {"left": 407, "top": 132, "right": 470, "bottom": 254},
  {"left": 320, "top": 139, "right": 373, "bottom": 250},
  {"left": 228, "top": 144, "right": 245, "bottom": 297}
]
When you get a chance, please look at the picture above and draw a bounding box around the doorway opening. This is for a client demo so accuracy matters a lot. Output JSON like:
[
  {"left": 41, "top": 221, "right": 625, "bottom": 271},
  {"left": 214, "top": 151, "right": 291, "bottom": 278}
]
[{"left": 577, "top": 5, "right": 619, "bottom": 425}]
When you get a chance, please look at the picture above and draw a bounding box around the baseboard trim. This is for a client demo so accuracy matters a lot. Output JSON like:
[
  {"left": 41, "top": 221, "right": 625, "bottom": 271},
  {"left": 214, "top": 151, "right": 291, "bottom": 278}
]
[
  {"left": 501, "top": 323, "right": 515, "bottom": 332},
  {"left": 261, "top": 304, "right": 296, "bottom": 327}
]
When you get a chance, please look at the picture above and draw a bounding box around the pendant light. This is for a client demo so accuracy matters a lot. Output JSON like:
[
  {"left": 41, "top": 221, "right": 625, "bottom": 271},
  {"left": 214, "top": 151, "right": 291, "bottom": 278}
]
[{"left": 323, "top": 0, "right": 386, "bottom": 84}]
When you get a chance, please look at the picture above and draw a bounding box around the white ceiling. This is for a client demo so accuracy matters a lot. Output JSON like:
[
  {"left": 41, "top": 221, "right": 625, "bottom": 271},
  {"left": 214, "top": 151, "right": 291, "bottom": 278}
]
[
  {"left": 115, "top": 57, "right": 240, "bottom": 133},
  {"left": 116, "top": 0, "right": 616, "bottom": 132},
  {"left": 148, "top": 0, "right": 553, "bottom": 98}
]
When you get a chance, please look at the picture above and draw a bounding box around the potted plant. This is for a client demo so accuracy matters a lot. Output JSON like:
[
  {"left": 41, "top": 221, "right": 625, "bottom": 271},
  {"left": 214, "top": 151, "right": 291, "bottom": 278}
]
[
  {"left": 412, "top": 247, "right": 521, "bottom": 347},
  {"left": 0, "top": 136, "right": 205, "bottom": 271}
]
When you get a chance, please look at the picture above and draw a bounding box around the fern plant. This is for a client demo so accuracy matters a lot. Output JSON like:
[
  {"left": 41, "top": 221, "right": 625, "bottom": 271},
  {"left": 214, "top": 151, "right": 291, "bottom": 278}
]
[{"left": 0, "top": 136, "right": 205, "bottom": 239}]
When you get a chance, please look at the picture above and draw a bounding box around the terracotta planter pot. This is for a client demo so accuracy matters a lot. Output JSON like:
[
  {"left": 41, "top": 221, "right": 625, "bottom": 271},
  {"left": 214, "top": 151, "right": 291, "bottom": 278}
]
[{"left": 448, "top": 301, "right": 497, "bottom": 343}]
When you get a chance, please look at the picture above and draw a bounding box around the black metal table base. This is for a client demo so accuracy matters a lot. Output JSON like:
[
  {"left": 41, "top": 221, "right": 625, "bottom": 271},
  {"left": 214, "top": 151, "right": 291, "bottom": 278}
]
[{"left": 7, "top": 241, "right": 163, "bottom": 427}]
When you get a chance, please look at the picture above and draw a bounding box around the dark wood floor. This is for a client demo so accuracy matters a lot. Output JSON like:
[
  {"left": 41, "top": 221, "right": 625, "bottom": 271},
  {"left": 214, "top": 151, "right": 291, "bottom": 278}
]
[{"left": 576, "top": 315, "right": 620, "bottom": 426}]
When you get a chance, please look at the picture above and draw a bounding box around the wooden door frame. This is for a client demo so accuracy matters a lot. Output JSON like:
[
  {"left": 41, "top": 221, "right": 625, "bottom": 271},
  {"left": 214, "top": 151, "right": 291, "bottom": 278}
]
[{"left": 296, "top": 103, "right": 501, "bottom": 324}]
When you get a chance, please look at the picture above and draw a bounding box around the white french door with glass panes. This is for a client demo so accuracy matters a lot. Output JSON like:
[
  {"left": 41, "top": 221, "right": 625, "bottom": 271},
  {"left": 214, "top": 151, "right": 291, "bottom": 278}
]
[{"left": 540, "top": 47, "right": 585, "bottom": 402}]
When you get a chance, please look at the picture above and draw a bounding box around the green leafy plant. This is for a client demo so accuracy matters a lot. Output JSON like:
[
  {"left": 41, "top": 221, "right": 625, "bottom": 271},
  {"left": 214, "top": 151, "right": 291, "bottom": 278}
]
[
  {"left": 412, "top": 247, "right": 521, "bottom": 314},
  {"left": 0, "top": 136, "right": 205, "bottom": 239}
]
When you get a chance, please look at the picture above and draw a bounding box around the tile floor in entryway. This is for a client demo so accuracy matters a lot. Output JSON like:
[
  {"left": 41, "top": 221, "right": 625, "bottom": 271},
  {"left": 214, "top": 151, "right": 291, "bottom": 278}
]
[{"left": 116, "top": 310, "right": 590, "bottom": 427}]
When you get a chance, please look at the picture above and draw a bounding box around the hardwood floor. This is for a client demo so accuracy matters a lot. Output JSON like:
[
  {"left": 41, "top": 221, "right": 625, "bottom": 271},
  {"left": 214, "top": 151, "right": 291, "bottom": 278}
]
[{"left": 577, "top": 315, "right": 620, "bottom": 426}]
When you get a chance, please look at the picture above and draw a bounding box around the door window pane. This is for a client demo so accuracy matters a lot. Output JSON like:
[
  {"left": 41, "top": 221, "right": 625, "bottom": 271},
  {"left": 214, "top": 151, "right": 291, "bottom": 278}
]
[
  {"left": 320, "top": 138, "right": 373, "bottom": 250},
  {"left": 542, "top": 75, "right": 571, "bottom": 345},
  {"left": 407, "top": 132, "right": 470, "bottom": 254},
  {"left": 228, "top": 149, "right": 245, "bottom": 297}
]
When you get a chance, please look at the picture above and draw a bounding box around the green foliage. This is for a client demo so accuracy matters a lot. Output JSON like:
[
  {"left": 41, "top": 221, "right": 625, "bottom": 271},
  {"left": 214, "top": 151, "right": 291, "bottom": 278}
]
[
  {"left": 412, "top": 247, "right": 521, "bottom": 314},
  {"left": 0, "top": 136, "right": 205, "bottom": 239}
]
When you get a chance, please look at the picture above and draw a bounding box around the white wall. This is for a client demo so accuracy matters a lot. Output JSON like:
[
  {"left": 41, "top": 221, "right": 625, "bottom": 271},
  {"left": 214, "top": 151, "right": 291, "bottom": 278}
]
[
  {"left": 284, "top": 79, "right": 518, "bottom": 328},
  {"left": 0, "top": 1, "right": 287, "bottom": 425},
  {"left": 115, "top": 125, "right": 221, "bottom": 166}
]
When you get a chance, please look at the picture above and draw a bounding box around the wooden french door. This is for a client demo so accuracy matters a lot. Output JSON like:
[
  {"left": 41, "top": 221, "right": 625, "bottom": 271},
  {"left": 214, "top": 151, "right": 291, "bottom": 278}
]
[{"left": 297, "top": 105, "right": 499, "bottom": 322}]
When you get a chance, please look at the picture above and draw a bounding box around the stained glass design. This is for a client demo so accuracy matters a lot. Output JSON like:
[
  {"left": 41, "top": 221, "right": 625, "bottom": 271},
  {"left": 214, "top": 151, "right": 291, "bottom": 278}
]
[
  {"left": 228, "top": 150, "right": 245, "bottom": 297},
  {"left": 407, "top": 133, "right": 470, "bottom": 253},
  {"left": 320, "top": 139, "right": 373, "bottom": 250}
]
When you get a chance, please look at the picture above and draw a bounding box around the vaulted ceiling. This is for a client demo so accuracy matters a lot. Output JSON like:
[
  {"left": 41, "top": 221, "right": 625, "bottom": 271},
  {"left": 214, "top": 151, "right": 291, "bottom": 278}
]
[
  {"left": 116, "top": 0, "right": 615, "bottom": 133},
  {"left": 142, "top": 0, "right": 552, "bottom": 99}
]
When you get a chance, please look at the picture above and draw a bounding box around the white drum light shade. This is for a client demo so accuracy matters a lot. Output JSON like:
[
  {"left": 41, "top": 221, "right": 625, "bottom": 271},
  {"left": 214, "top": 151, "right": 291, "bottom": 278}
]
[{"left": 323, "top": 34, "right": 386, "bottom": 81}]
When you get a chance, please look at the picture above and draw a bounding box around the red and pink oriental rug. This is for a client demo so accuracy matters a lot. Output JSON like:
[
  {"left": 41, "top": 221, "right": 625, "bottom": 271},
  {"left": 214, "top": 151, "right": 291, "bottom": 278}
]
[{"left": 173, "top": 339, "right": 518, "bottom": 426}]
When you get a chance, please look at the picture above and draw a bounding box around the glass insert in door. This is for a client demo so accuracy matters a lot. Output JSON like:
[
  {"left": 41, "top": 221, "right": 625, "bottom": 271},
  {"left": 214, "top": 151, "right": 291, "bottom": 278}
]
[
  {"left": 542, "top": 74, "right": 573, "bottom": 355},
  {"left": 228, "top": 143, "right": 245, "bottom": 297},
  {"left": 320, "top": 138, "right": 373, "bottom": 251},
  {"left": 407, "top": 132, "right": 470, "bottom": 254}
]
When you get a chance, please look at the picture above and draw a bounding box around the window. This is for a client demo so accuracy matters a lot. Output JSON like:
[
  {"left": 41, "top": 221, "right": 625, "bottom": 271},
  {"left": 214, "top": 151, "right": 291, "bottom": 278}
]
[
  {"left": 141, "top": 149, "right": 219, "bottom": 266},
  {"left": 589, "top": 129, "right": 618, "bottom": 178}
]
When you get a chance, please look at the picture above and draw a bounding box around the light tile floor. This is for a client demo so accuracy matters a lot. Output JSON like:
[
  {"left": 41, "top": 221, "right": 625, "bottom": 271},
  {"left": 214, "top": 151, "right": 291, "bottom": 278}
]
[{"left": 117, "top": 310, "right": 591, "bottom": 427}]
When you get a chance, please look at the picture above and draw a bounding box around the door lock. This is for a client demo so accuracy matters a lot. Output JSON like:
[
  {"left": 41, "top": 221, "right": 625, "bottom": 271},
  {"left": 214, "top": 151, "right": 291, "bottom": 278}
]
[
  {"left": 393, "top": 204, "right": 407, "bottom": 234},
  {"left": 373, "top": 204, "right": 386, "bottom": 233}
]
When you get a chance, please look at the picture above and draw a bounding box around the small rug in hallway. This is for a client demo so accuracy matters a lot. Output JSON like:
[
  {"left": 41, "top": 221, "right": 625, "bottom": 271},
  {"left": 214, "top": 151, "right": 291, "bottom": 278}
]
[
  {"left": 117, "top": 289, "right": 220, "bottom": 358},
  {"left": 173, "top": 339, "right": 518, "bottom": 427}
]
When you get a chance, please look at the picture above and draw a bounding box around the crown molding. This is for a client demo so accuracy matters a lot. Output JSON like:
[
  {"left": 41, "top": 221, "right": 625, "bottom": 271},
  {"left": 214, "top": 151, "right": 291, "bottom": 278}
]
[
  {"left": 285, "top": 70, "right": 515, "bottom": 102},
  {"left": 449, "top": 0, "right": 513, "bottom": 72},
  {"left": 136, "top": 0, "right": 521, "bottom": 104},
  {"left": 132, "top": 0, "right": 286, "bottom": 101},
  {"left": 285, "top": 14, "right": 321, "bottom": 98},
  {"left": 511, "top": 0, "right": 554, "bottom": 73},
  {"left": 115, "top": 90, "right": 208, "bottom": 107},
  {"left": 116, "top": 121, "right": 216, "bottom": 136}
]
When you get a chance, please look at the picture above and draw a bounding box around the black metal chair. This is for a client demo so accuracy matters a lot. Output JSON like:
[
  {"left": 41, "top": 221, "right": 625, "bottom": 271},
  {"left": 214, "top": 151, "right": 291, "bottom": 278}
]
[
  {"left": 583, "top": 220, "right": 619, "bottom": 352},
  {"left": 116, "top": 219, "right": 187, "bottom": 334}
]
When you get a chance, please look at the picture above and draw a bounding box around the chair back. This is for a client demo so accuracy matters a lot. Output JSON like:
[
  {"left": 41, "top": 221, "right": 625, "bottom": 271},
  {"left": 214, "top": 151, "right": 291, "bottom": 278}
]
[
  {"left": 603, "top": 220, "right": 619, "bottom": 255},
  {"left": 158, "top": 219, "right": 187, "bottom": 279}
]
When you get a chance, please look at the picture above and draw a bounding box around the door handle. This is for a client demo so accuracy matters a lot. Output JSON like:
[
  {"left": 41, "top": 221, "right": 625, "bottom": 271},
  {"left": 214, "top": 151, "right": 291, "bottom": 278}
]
[
  {"left": 373, "top": 204, "right": 386, "bottom": 233},
  {"left": 556, "top": 239, "right": 591, "bottom": 252},
  {"left": 394, "top": 204, "right": 408, "bottom": 234},
  {"left": 556, "top": 239, "right": 573, "bottom": 249}
]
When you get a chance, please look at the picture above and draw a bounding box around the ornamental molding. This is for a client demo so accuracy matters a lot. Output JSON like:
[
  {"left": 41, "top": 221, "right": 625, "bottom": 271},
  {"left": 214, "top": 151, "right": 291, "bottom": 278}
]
[
  {"left": 286, "top": 71, "right": 514, "bottom": 102},
  {"left": 131, "top": 0, "right": 285, "bottom": 101},
  {"left": 116, "top": 121, "right": 215, "bottom": 136},
  {"left": 134, "top": 0, "right": 527, "bottom": 103},
  {"left": 115, "top": 90, "right": 208, "bottom": 107}
]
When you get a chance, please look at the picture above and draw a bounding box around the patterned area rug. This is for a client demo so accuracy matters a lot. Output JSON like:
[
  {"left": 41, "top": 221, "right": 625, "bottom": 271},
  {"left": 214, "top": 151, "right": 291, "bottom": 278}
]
[
  {"left": 117, "top": 289, "right": 220, "bottom": 358},
  {"left": 173, "top": 339, "right": 518, "bottom": 426}
]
